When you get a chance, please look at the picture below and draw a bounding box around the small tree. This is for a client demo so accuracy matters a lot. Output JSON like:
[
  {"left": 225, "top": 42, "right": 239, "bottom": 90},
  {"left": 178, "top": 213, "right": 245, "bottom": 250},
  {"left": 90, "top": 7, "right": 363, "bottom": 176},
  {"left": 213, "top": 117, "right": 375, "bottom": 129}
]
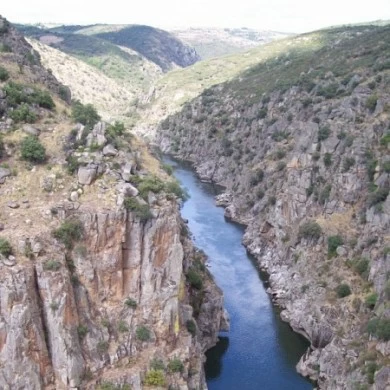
[
  {"left": 0, "top": 238, "right": 12, "bottom": 257},
  {"left": 298, "top": 221, "right": 322, "bottom": 240},
  {"left": 71, "top": 100, "right": 100, "bottom": 127},
  {"left": 336, "top": 283, "right": 351, "bottom": 298},
  {"left": 20, "top": 136, "right": 46, "bottom": 163}
]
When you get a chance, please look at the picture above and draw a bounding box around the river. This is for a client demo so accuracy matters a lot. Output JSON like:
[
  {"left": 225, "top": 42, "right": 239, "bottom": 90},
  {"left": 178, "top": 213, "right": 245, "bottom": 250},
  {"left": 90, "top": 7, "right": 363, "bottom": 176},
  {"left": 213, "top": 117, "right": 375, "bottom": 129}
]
[{"left": 166, "top": 157, "right": 312, "bottom": 390}]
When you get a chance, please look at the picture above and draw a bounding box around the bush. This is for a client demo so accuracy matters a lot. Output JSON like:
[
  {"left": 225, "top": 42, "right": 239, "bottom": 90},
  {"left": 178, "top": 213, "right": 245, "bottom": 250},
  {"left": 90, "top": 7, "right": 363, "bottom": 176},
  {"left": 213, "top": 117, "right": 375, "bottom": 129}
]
[
  {"left": 365, "top": 293, "right": 378, "bottom": 309},
  {"left": 368, "top": 187, "right": 389, "bottom": 208},
  {"left": 165, "top": 180, "right": 188, "bottom": 200},
  {"left": 249, "top": 168, "right": 264, "bottom": 186},
  {"left": 327, "top": 235, "right": 343, "bottom": 258},
  {"left": 318, "top": 126, "right": 331, "bottom": 141},
  {"left": 336, "top": 283, "right": 351, "bottom": 298},
  {"left": 366, "top": 95, "right": 378, "bottom": 112},
  {"left": 10, "top": 104, "right": 37, "bottom": 123},
  {"left": 299, "top": 221, "right": 322, "bottom": 240},
  {"left": 4, "top": 82, "right": 55, "bottom": 109},
  {"left": 342, "top": 157, "right": 355, "bottom": 172},
  {"left": 43, "top": 260, "right": 61, "bottom": 271},
  {"left": 186, "top": 268, "right": 203, "bottom": 290},
  {"left": 382, "top": 161, "right": 390, "bottom": 174},
  {"left": 380, "top": 133, "right": 390, "bottom": 147},
  {"left": 0, "top": 66, "right": 9, "bottom": 81},
  {"left": 118, "top": 320, "right": 129, "bottom": 333},
  {"left": 0, "top": 238, "right": 12, "bottom": 257},
  {"left": 168, "top": 358, "right": 184, "bottom": 373},
  {"left": 138, "top": 176, "right": 165, "bottom": 199},
  {"left": 144, "top": 370, "right": 165, "bottom": 386},
  {"left": 319, "top": 184, "right": 332, "bottom": 205},
  {"left": 150, "top": 358, "right": 165, "bottom": 371},
  {"left": 97, "top": 340, "right": 109, "bottom": 353},
  {"left": 186, "top": 320, "right": 196, "bottom": 336},
  {"left": 353, "top": 257, "right": 370, "bottom": 278},
  {"left": 124, "top": 298, "right": 137, "bottom": 308},
  {"left": 367, "top": 317, "right": 390, "bottom": 341},
  {"left": 98, "top": 383, "right": 131, "bottom": 390},
  {"left": 323, "top": 153, "right": 332, "bottom": 167},
  {"left": 20, "top": 136, "right": 46, "bottom": 163},
  {"left": 123, "top": 197, "right": 152, "bottom": 222},
  {"left": 136, "top": 325, "right": 151, "bottom": 341},
  {"left": 77, "top": 324, "right": 88, "bottom": 339},
  {"left": 52, "top": 219, "right": 83, "bottom": 249},
  {"left": 71, "top": 100, "right": 100, "bottom": 127}
]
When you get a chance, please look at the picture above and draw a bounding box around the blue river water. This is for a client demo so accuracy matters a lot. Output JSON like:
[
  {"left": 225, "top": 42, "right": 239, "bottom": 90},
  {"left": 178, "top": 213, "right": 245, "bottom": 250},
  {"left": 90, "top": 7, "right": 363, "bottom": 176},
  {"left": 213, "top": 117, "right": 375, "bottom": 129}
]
[{"left": 167, "top": 157, "right": 313, "bottom": 390}]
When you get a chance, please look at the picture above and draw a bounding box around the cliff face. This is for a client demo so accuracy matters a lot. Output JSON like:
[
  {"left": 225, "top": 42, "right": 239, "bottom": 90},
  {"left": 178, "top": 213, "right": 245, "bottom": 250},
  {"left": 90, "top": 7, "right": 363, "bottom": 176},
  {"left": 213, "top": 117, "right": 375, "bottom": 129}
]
[
  {"left": 0, "top": 16, "right": 225, "bottom": 389},
  {"left": 0, "top": 199, "right": 225, "bottom": 389},
  {"left": 157, "top": 25, "right": 390, "bottom": 389}
]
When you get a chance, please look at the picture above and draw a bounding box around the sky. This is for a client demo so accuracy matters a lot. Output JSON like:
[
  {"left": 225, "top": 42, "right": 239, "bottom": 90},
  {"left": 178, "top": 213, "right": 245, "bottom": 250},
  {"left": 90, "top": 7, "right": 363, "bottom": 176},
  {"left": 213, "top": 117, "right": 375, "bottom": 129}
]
[{"left": 2, "top": 0, "right": 390, "bottom": 33}]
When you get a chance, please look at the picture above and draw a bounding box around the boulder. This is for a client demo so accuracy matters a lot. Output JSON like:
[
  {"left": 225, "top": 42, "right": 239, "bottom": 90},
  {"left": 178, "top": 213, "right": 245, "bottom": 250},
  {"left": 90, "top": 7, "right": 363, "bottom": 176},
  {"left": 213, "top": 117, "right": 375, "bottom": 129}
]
[
  {"left": 102, "top": 144, "right": 118, "bottom": 157},
  {"left": 0, "top": 168, "right": 11, "bottom": 184},
  {"left": 78, "top": 165, "right": 97, "bottom": 185},
  {"left": 22, "top": 125, "right": 40, "bottom": 136}
]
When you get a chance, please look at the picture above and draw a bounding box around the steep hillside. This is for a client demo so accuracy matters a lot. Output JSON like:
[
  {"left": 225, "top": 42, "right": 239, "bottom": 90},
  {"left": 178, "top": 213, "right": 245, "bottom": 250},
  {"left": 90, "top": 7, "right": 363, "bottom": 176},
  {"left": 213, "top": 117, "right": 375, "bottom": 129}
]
[
  {"left": 94, "top": 25, "right": 200, "bottom": 72},
  {"left": 0, "top": 16, "right": 226, "bottom": 389},
  {"left": 17, "top": 25, "right": 163, "bottom": 96},
  {"left": 157, "top": 25, "right": 390, "bottom": 389},
  {"left": 170, "top": 27, "right": 291, "bottom": 59}
]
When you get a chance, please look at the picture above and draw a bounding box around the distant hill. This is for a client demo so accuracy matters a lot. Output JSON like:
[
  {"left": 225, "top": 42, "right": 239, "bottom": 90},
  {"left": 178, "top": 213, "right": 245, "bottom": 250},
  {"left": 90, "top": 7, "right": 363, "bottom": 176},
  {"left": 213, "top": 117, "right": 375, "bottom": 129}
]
[
  {"left": 93, "top": 25, "right": 200, "bottom": 72},
  {"left": 170, "top": 27, "right": 292, "bottom": 59},
  {"left": 17, "top": 23, "right": 200, "bottom": 73}
]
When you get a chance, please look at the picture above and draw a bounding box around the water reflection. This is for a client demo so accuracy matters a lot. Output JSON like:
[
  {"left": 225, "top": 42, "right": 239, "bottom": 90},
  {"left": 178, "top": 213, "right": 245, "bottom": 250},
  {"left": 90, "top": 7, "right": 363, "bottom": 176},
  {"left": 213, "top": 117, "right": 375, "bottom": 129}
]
[{"left": 205, "top": 336, "right": 230, "bottom": 380}]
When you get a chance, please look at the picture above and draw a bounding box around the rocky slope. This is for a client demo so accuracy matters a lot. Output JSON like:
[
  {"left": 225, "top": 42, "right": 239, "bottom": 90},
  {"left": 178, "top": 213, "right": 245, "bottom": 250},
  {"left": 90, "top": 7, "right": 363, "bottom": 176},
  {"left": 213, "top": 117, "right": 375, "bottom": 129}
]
[
  {"left": 170, "top": 27, "right": 291, "bottom": 59},
  {"left": 0, "top": 16, "right": 226, "bottom": 389},
  {"left": 157, "top": 25, "right": 390, "bottom": 389}
]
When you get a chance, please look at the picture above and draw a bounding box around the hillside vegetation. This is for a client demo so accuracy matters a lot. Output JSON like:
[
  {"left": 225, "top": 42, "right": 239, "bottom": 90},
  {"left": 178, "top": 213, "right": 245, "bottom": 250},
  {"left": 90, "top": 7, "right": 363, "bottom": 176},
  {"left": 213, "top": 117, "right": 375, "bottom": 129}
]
[
  {"left": 157, "top": 24, "right": 390, "bottom": 389},
  {"left": 170, "top": 27, "right": 291, "bottom": 59}
]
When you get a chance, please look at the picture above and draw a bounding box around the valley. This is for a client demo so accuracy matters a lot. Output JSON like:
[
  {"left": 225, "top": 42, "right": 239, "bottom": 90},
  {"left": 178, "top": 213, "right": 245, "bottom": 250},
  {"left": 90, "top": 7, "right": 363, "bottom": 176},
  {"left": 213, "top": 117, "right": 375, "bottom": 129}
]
[{"left": 0, "top": 11, "right": 389, "bottom": 390}]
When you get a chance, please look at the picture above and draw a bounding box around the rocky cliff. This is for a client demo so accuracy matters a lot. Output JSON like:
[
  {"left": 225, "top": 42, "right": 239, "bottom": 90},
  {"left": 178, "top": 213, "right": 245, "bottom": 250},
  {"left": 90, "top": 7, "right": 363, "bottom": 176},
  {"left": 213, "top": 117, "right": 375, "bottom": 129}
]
[
  {"left": 0, "top": 17, "right": 226, "bottom": 389},
  {"left": 157, "top": 25, "right": 390, "bottom": 389}
]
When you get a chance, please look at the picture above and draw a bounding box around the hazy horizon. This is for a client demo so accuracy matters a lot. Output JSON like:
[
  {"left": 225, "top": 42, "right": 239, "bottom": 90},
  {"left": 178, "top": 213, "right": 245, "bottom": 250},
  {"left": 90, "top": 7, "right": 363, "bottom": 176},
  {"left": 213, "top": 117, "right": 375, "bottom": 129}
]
[{"left": 2, "top": 0, "right": 390, "bottom": 33}]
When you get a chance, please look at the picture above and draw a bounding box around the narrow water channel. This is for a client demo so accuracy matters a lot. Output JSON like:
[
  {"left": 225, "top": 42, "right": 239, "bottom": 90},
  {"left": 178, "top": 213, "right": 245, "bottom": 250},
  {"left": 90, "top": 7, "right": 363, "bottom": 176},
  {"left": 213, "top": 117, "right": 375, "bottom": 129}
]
[{"left": 166, "top": 157, "right": 312, "bottom": 390}]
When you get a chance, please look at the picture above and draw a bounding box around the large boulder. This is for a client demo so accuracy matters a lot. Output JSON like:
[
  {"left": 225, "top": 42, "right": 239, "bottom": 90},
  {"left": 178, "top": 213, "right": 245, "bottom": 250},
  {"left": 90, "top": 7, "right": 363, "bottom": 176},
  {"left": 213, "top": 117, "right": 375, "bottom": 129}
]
[{"left": 78, "top": 165, "right": 97, "bottom": 185}]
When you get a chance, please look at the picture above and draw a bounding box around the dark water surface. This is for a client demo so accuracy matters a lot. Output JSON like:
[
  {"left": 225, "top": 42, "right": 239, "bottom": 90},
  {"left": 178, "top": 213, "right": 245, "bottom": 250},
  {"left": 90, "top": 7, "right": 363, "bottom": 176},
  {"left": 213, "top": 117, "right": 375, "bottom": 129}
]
[{"left": 166, "top": 157, "right": 312, "bottom": 390}]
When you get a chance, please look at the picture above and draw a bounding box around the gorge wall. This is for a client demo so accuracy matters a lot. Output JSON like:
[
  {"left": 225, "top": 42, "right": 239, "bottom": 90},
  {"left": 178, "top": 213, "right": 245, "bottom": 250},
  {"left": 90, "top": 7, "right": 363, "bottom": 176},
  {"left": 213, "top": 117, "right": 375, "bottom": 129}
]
[{"left": 157, "top": 25, "right": 390, "bottom": 390}]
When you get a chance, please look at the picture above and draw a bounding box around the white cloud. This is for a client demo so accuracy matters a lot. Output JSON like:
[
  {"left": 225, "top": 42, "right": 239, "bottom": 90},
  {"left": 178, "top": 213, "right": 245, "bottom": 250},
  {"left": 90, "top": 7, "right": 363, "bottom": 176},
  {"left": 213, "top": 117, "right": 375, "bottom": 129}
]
[{"left": 2, "top": 0, "right": 390, "bottom": 32}]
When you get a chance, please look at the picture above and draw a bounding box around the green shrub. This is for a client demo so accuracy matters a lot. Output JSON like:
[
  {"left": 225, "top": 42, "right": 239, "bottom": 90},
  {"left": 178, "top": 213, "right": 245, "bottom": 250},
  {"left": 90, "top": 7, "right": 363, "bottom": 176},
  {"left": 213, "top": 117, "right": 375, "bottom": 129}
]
[
  {"left": 249, "top": 168, "right": 264, "bottom": 186},
  {"left": 0, "top": 238, "right": 12, "bottom": 257},
  {"left": 43, "top": 260, "right": 61, "bottom": 271},
  {"left": 276, "top": 161, "right": 286, "bottom": 171},
  {"left": 318, "top": 126, "right": 331, "bottom": 141},
  {"left": 150, "top": 358, "right": 165, "bottom": 371},
  {"left": 124, "top": 298, "right": 137, "bottom": 308},
  {"left": 367, "top": 187, "right": 389, "bottom": 208},
  {"left": 365, "top": 293, "right": 378, "bottom": 309},
  {"left": 0, "top": 66, "right": 9, "bottom": 81},
  {"left": 366, "top": 95, "right": 378, "bottom": 112},
  {"left": 136, "top": 325, "right": 151, "bottom": 341},
  {"left": 0, "top": 137, "right": 4, "bottom": 159},
  {"left": 336, "top": 283, "right": 351, "bottom": 298},
  {"left": 367, "top": 317, "right": 390, "bottom": 341},
  {"left": 162, "top": 163, "right": 173, "bottom": 175},
  {"left": 20, "top": 136, "right": 46, "bottom": 163},
  {"left": 118, "top": 320, "right": 129, "bottom": 333},
  {"left": 319, "top": 184, "right": 332, "bottom": 205},
  {"left": 382, "top": 161, "right": 390, "bottom": 173},
  {"left": 380, "top": 133, "right": 390, "bottom": 147},
  {"left": 299, "top": 221, "right": 322, "bottom": 240},
  {"left": 71, "top": 100, "right": 100, "bottom": 127},
  {"left": 186, "top": 268, "right": 203, "bottom": 290},
  {"left": 98, "top": 383, "right": 131, "bottom": 390},
  {"left": 35, "top": 90, "right": 55, "bottom": 109},
  {"left": 138, "top": 176, "right": 165, "bottom": 199},
  {"left": 107, "top": 121, "right": 125, "bottom": 137},
  {"left": 144, "top": 370, "right": 165, "bottom": 386},
  {"left": 52, "top": 219, "right": 83, "bottom": 249},
  {"left": 4, "top": 82, "right": 55, "bottom": 109},
  {"left": 165, "top": 180, "right": 188, "bottom": 200},
  {"left": 323, "top": 153, "right": 332, "bottom": 167},
  {"left": 77, "top": 324, "right": 88, "bottom": 339},
  {"left": 316, "top": 83, "right": 340, "bottom": 99},
  {"left": 97, "top": 340, "right": 109, "bottom": 353},
  {"left": 167, "top": 358, "right": 184, "bottom": 373},
  {"left": 353, "top": 258, "right": 370, "bottom": 278},
  {"left": 186, "top": 320, "right": 196, "bottom": 336},
  {"left": 65, "top": 155, "right": 80, "bottom": 175},
  {"left": 123, "top": 197, "right": 152, "bottom": 222},
  {"left": 327, "top": 235, "right": 343, "bottom": 258},
  {"left": 342, "top": 157, "right": 355, "bottom": 172},
  {"left": 10, "top": 104, "right": 37, "bottom": 123}
]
